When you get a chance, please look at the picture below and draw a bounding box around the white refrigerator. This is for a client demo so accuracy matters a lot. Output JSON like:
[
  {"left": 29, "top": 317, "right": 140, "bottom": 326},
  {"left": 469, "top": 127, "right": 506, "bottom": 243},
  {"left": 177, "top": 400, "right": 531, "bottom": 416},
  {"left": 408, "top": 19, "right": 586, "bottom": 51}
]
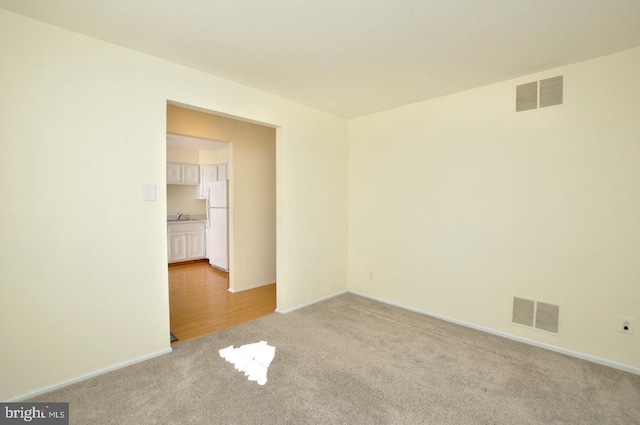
[{"left": 207, "top": 180, "right": 229, "bottom": 271}]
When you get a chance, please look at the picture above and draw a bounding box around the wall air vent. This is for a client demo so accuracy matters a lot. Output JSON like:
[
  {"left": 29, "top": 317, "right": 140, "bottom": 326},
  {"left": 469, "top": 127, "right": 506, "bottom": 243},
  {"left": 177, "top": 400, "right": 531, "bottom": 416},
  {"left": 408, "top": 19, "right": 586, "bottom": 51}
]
[
  {"left": 516, "top": 82, "right": 538, "bottom": 112},
  {"left": 535, "top": 301, "right": 560, "bottom": 333},
  {"left": 539, "top": 76, "right": 563, "bottom": 108},
  {"left": 512, "top": 297, "right": 535, "bottom": 326},
  {"left": 516, "top": 75, "right": 563, "bottom": 112},
  {"left": 511, "top": 296, "right": 561, "bottom": 334}
]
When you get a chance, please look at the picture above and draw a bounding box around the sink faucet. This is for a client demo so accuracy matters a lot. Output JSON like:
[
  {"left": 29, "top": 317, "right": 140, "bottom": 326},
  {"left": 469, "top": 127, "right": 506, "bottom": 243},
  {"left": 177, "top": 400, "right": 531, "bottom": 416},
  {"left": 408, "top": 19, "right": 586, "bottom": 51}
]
[{"left": 176, "top": 212, "right": 184, "bottom": 220}]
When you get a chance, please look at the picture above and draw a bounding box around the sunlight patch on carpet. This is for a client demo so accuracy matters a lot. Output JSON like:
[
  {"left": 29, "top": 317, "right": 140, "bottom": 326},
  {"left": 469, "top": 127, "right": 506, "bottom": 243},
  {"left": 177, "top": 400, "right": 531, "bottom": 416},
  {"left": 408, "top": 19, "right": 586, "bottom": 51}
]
[{"left": 219, "top": 341, "right": 276, "bottom": 385}]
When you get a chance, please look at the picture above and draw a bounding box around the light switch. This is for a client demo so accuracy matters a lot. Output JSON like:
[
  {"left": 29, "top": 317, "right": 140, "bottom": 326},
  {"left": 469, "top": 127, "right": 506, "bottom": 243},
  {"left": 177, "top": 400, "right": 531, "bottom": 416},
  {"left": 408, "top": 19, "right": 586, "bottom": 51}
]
[{"left": 143, "top": 184, "right": 156, "bottom": 201}]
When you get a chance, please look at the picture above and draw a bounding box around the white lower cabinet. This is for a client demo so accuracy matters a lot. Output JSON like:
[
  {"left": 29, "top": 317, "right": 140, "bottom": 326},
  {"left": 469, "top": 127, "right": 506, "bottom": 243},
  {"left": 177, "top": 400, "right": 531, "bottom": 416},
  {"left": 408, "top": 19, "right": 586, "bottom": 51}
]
[
  {"left": 188, "top": 230, "right": 205, "bottom": 259},
  {"left": 168, "top": 222, "right": 206, "bottom": 263},
  {"left": 168, "top": 232, "right": 188, "bottom": 262}
]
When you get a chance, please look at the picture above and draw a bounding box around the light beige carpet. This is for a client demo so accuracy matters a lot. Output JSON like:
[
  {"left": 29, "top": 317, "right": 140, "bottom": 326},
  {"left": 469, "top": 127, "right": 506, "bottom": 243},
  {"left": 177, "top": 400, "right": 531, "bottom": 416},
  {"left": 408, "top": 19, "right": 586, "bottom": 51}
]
[{"left": 31, "top": 294, "right": 640, "bottom": 424}]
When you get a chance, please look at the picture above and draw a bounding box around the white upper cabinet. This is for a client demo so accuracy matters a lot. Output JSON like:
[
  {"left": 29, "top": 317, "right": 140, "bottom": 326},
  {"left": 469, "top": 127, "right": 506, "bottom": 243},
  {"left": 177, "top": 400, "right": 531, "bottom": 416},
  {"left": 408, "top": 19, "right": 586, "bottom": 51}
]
[
  {"left": 182, "top": 164, "right": 199, "bottom": 185},
  {"left": 166, "top": 162, "right": 182, "bottom": 184},
  {"left": 196, "top": 163, "right": 227, "bottom": 198},
  {"left": 197, "top": 165, "right": 218, "bottom": 199},
  {"left": 167, "top": 162, "right": 200, "bottom": 185},
  {"left": 201, "top": 165, "right": 218, "bottom": 184}
]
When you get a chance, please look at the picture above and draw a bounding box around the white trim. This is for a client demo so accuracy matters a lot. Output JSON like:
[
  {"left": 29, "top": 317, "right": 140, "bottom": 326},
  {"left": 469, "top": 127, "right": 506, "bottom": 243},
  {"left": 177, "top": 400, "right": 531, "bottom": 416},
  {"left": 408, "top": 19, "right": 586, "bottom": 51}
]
[
  {"left": 349, "top": 290, "right": 640, "bottom": 376},
  {"left": 7, "top": 347, "right": 173, "bottom": 402},
  {"left": 275, "top": 290, "right": 348, "bottom": 314},
  {"left": 227, "top": 280, "right": 276, "bottom": 293}
]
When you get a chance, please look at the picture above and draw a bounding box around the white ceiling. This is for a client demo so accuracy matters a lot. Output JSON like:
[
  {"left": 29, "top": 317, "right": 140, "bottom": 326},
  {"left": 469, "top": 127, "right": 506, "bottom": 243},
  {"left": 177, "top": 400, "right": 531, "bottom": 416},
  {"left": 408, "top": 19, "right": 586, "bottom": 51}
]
[{"left": 2, "top": 0, "right": 640, "bottom": 118}]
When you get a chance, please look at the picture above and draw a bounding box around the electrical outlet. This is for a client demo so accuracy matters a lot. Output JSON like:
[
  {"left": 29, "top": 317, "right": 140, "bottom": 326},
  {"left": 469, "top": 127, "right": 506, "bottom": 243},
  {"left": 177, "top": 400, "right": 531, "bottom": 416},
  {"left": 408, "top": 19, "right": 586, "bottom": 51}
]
[{"left": 619, "top": 316, "right": 635, "bottom": 335}]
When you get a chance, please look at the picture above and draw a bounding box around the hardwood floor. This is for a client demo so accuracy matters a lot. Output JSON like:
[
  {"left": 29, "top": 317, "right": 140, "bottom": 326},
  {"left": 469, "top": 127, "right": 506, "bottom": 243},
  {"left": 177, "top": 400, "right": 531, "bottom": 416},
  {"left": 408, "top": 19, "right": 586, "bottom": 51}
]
[{"left": 168, "top": 260, "right": 276, "bottom": 345}]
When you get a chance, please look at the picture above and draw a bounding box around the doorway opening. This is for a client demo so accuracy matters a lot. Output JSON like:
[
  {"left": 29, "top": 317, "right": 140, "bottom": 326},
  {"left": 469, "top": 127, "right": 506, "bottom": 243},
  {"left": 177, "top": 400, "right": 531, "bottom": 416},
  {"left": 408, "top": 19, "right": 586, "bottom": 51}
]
[{"left": 166, "top": 103, "right": 277, "bottom": 344}]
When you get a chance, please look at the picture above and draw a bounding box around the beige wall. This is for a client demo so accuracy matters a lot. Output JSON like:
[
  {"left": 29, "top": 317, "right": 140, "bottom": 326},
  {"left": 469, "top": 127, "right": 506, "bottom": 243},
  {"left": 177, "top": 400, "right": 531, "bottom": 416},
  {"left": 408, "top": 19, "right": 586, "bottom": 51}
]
[
  {"left": 166, "top": 185, "right": 205, "bottom": 217},
  {"left": 5, "top": 3, "right": 636, "bottom": 403},
  {"left": 167, "top": 105, "right": 277, "bottom": 291},
  {"left": 199, "top": 145, "right": 230, "bottom": 164},
  {"left": 349, "top": 47, "right": 640, "bottom": 371},
  {"left": 0, "top": 9, "right": 348, "bottom": 401},
  {"left": 166, "top": 146, "right": 199, "bottom": 163}
]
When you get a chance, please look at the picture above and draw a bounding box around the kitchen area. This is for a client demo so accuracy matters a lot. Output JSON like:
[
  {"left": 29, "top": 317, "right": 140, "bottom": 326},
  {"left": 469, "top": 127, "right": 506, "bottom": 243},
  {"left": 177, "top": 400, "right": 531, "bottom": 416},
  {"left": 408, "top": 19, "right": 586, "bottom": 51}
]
[
  {"left": 166, "top": 104, "right": 277, "bottom": 343},
  {"left": 166, "top": 132, "right": 230, "bottom": 270},
  {"left": 166, "top": 103, "right": 276, "bottom": 293}
]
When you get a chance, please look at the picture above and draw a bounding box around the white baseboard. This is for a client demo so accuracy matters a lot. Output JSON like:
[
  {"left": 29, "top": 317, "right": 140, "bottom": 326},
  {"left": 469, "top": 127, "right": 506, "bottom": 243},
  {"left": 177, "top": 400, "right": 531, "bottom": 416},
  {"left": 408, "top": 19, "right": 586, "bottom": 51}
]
[
  {"left": 349, "top": 290, "right": 640, "bottom": 376},
  {"left": 276, "top": 290, "right": 348, "bottom": 314},
  {"left": 228, "top": 280, "right": 276, "bottom": 293},
  {"left": 8, "top": 347, "right": 173, "bottom": 402}
]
